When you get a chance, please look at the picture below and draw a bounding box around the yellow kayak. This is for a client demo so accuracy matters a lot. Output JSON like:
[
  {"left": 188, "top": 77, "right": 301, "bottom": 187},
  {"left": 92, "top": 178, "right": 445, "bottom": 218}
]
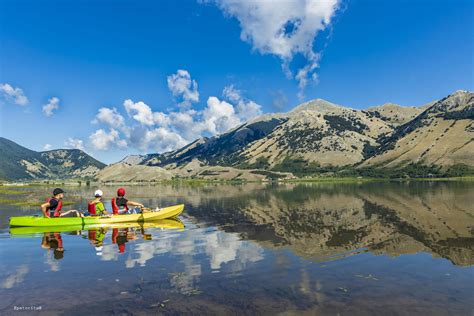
[
  {"left": 9, "top": 204, "right": 184, "bottom": 227},
  {"left": 10, "top": 218, "right": 185, "bottom": 236}
]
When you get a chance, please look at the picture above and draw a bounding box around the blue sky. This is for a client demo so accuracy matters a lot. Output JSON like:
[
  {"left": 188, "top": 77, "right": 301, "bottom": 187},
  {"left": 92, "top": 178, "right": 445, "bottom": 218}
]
[{"left": 0, "top": 0, "right": 473, "bottom": 163}]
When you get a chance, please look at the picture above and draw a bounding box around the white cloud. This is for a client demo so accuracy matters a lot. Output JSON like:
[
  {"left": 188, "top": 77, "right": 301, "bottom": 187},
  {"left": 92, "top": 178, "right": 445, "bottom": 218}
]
[
  {"left": 93, "top": 107, "right": 125, "bottom": 127},
  {"left": 168, "top": 110, "right": 200, "bottom": 140},
  {"left": 124, "top": 99, "right": 155, "bottom": 126},
  {"left": 222, "top": 85, "right": 241, "bottom": 103},
  {"left": 144, "top": 127, "right": 188, "bottom": 152},
  {"left": 203, "top": 0, "right": 339, "bottom": 97},
  {"left": 43, "top": 144, "right": 52, "bottom": 151},
  {"left": 90, "top": 96, "right": 248, "bottom": 153},
  {"left": 89, "top": 93, "right": 258, "bottom": 153},
  {"left": 0, "top": 83, "right": 29, "bottom": 106},
  {"left": 203, "top": 96, "right": 242, "bottom": 134},
  {"left": 167, "top": 69, "right": 199, "bottom": 107},
  {"left": 236, "top": 100, "right": 262, "bottom": 121},
  {"left": 42, "top": 97, "right": 60, "bottom": 117},
  {"left": 153, "top": 111, "right": 170, "bottom": 127},
  {"left": 89, "top": 129, "right": 127, "bottom": 150},
  {"left": 64, "top": 137, "right": 85, "bottom": 151},
  {"left": 223, "top": 85, "right": 262, "bottom": 121},
  {"left": 89, "top": 73, "right": 263, "bottom": 153}
]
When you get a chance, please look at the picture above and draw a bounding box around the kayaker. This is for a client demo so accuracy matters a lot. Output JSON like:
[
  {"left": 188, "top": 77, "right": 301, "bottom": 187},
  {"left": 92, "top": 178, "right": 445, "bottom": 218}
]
[
  {"left": 111, "top": 188, "right": 144, "bottom": 215},
  {"left": 86, "top": 190, "right": 109, "bottom": 216},
  {"left": 40, "top": 188, "right": 82, "bottom": 218}
]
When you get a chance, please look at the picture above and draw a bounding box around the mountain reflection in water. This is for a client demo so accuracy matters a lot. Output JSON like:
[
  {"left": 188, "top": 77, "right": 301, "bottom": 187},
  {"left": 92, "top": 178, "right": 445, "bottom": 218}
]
[
  {"left": 0, "top": 181, "right": 472, "bottom": 315},
  {"left": 182, "top": 181, "right": 474, "bottom": 267}
]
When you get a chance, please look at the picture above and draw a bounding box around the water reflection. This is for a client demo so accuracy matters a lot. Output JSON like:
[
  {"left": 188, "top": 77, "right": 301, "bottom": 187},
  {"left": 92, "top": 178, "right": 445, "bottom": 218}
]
[
  {"left": 1, "top": 265, "right": 28, "bottom": 289},
  {"left": 178, "top": 182, "right": 474, "bottom": 267},
  {"left": 42, "top": 232, "right": 65, "bottom": 260},
  {"left": 0, "top": 181, "right": 473, "bottom": 314},
  {"left": 5, "top": 182, "right": 474, "bottom": 268}
]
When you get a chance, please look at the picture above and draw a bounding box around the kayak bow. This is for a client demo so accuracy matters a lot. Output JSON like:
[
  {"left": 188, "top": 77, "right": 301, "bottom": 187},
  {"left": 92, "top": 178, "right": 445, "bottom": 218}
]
[{"left": 9, "top": 204, "right": 184, "bottom": 227}]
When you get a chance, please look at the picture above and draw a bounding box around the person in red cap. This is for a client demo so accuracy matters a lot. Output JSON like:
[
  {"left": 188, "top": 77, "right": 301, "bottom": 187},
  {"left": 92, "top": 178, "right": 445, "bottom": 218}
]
[{"left": 111, "top": 188, "right": 144, "bottom": 215}]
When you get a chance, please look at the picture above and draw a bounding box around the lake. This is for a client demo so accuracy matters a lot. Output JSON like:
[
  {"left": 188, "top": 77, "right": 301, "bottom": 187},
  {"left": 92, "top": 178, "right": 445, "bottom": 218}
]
[{"left": 0, "top": 181, "right": 473, "bottom": 315}]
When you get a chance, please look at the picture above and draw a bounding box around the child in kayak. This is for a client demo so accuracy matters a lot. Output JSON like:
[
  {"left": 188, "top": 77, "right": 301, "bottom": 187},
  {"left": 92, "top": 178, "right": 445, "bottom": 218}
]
[
  {"left": 111, "top": 188, "right": 145, "bottom": 215},
  {"left": 40, "top": 188, "right": 82, "bottom": 218},
  {"left": 86, "top": 190, "right": 109, "bottom": 216}
]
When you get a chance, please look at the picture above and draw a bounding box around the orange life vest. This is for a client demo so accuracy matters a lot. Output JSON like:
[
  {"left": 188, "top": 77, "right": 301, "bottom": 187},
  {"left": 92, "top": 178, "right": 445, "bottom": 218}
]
[{"left": 46, "top": 197, "right": 62, "bottom": 217}]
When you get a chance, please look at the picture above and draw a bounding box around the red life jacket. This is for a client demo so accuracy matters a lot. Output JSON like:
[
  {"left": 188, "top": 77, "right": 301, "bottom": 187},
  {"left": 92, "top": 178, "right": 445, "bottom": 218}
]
[
  {"left": 111, "top": 197, "right": 128, "bottom": 215},
  {"left": 46, "top": 197, "right": 62, "bottom": 217},
  {"left": 87, "top": 200, "right": 97, "bottom": 215}
]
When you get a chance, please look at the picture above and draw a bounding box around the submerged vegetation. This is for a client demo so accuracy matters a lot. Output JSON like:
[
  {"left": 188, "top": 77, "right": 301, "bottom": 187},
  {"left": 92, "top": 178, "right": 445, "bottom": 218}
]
[
  {"left": 0, "top": 185, "right": 78, "bottom": 206},
  {"left": 0, "top": 187, "right": 27, "bottom": 195},
  {"left": 0, "top": 197, "right": 75, "bottom": 207}
]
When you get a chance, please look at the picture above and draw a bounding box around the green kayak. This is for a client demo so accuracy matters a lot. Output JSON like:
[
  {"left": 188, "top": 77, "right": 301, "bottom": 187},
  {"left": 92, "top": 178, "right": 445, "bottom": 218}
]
[{"left": 9, "top": 204, "right": 184, "bottom": 227}]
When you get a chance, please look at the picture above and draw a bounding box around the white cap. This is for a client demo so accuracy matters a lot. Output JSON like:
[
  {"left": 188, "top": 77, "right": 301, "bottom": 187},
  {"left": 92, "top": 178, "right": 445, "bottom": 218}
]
[{"left": 94, "top": 189, "right": 103, "bottom": 197}]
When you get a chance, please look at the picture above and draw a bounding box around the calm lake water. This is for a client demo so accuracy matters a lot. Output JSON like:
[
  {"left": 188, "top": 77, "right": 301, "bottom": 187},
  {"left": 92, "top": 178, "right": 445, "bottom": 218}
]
[{"left": 0, "top": 181, "right": 473, "bottom": 315}]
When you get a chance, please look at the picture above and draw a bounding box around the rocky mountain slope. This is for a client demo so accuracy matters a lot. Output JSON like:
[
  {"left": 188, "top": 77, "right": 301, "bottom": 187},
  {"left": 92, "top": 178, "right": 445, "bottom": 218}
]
[
  {"left": 362, "top": 90, "right": 473, "bottom": 168},
  {"left": 129, "top": 99, "right": 393, "bottom": 169},
  {"left": 364, "top": 103, "right": 427, "bottom": 126},
  {"left": 0, "top": 137, "right": 105, "bottom": 180},
  {"left": 124, "top": 90, "right": 472, "bottom": 176},
  {"left": 239, "top": 100, "right": 392, "bottom": 167},
  {"left": 97, "top": 163, "right": 173, "bottom": 182},
  {"left": 99, "top": 154, "right": 294, "bottom": 182}
]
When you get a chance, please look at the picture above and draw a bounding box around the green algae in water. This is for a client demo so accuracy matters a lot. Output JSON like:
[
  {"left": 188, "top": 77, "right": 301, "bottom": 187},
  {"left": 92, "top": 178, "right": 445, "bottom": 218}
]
[
  {"left": 0, "top": 188, "right": 27, "bottom": 195},
  {"left": 0, "top": 198, "right": 75, "bottom": 207}
]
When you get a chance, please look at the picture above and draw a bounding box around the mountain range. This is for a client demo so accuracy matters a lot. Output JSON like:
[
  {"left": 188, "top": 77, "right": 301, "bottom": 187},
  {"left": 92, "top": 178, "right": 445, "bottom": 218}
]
[
  {"left": 110, "top": 90, "right": 473, "bottom": 180},
  {"left": 0, "top": 137, "right": 105, "bottom": 180},
  {"left": 1, "top": 90, "right": 472, "bottom": 181}
]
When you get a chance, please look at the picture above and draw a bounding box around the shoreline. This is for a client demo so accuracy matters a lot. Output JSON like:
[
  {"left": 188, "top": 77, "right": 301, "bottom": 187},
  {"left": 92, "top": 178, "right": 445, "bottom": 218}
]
[{"left": 1, "top": 176, "right": 473, "bottom": 187}]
